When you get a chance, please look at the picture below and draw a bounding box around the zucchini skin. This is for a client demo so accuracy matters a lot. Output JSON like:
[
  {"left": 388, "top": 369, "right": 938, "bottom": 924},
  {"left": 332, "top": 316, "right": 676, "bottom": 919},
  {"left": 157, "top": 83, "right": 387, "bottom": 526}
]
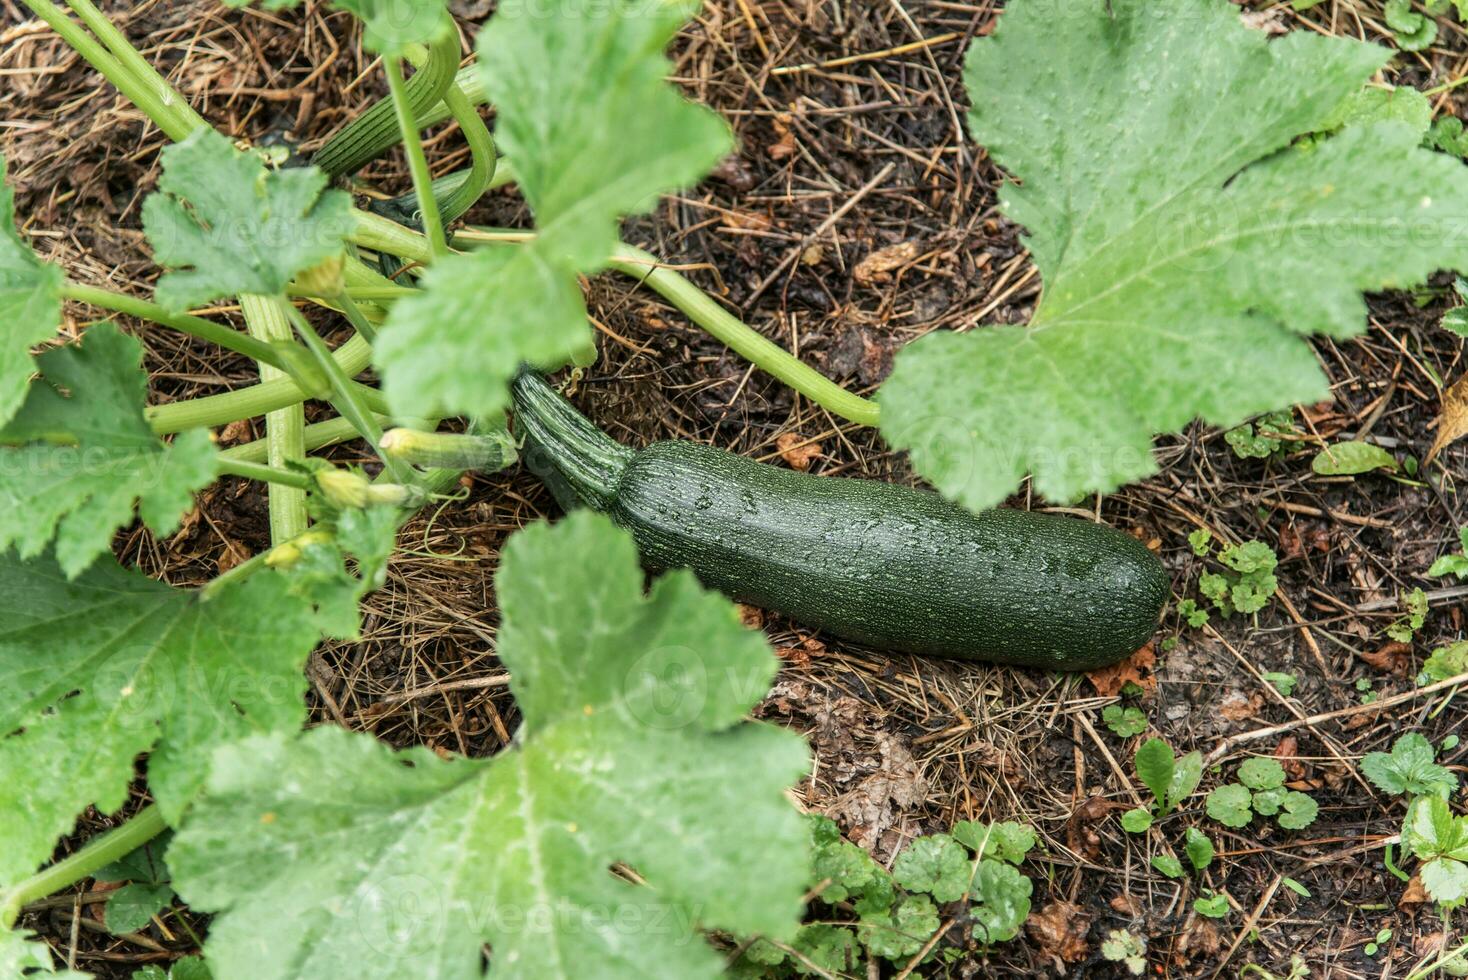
[{"left": 513, "top": 375, "right": 1168, "bottom": 671}]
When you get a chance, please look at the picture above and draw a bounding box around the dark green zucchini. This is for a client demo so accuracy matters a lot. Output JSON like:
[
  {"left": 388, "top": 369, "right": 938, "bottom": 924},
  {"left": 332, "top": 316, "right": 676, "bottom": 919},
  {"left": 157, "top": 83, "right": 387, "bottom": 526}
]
[{"left": 511, "top": 373, "right": 1168, "bottom": 671}]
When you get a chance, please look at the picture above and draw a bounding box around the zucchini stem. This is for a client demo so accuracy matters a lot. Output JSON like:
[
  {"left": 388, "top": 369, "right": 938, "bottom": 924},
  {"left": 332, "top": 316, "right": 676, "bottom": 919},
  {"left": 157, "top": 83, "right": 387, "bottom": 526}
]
[
  {"left": 510, "top": 372, "right": 633, "bottom": 511},
  {"left": 63, "top": 0, "right": 211, "bottom": 136},
  {"left": 353, "top": 209, "right": 439, "bottom": 267},
  {"left": 146, "top": 334, "right": 373, "bottom": 435},
  {"left": 220, "top": 415, "right": 387, "bottom": 465},
  {"left": 429, "top": 81, "right": 497, "bottom": 224},
  {"left": 384, "top": 57, "right": 448, "bottom": 259},
  {"left": 451, "top": 228, "right": 882, "bottom": 428},
  {"left": 282, "top": 306, "right": 411, "bottom": 482},
  {"left": 62, "top": 282, "right": 309, "bottom": 380},
  {"left": 216, "top": 458, "right": 314, "bottom": 490},
  {"left": 608, "top": 242, "right": 881, "bottom": 427},
  {"left": 240, "top": 295, "right": 308, "bottom": 542},
  {"left": 0, "top": 806, "right": 167, "bottom": 929},
  {"left": 20, "top": 0, "right": 200, "bottom": 141}
]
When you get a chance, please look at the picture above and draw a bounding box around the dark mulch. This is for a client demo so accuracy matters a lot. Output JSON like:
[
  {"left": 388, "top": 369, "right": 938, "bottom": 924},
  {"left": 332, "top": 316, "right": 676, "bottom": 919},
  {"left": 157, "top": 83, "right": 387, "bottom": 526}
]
[{"left": 4, "top": 0, "right": 1468, "bottom": 975}]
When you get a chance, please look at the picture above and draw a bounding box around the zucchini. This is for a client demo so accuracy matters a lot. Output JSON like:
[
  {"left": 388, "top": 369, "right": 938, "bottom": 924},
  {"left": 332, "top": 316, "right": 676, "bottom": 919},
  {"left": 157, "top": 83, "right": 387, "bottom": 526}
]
[{"left": 511, "top": 373, "right": 1168, "bottom": 671}]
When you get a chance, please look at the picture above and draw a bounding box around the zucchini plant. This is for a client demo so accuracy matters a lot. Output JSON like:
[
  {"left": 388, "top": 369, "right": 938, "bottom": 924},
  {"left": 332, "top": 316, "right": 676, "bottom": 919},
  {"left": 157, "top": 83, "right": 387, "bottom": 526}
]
[{"left": 6, "top": 0, "right": 1468, "bottom": 975}]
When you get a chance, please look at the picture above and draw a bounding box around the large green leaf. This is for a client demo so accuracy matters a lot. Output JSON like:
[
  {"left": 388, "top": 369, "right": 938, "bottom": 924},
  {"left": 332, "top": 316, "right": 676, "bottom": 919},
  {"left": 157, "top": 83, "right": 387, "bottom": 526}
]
[
  {"left": 0, "top": 554, "right": 321, "bottom": 885},
  {"left": 142, "top": 129, "right": 353, "bottom": 310},
  {"left": 879, "top": 0, "right": 1468, "bottom": 511},
  {"left": 170, "top": 512, "right": 808, "bottom": 980},
  {"left": 0, "top": 323, "right": 216, "bottom": 578},
  {"left": 0, "top": 156, "right": 62, "bottom": 430},
  {"left": 375, "top": 0, "right": 732, "bottom": 421}
]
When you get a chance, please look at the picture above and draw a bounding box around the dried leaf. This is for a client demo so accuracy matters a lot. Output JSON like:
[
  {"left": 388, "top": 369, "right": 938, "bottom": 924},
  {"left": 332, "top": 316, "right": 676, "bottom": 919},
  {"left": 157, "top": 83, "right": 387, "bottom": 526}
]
[
  {"left": 1066, "top": 796, "right": 1113, "bottom": 862},
  {"left": 776, "top": 432, "right": 823, "bottom": 471},
  {"left": 1109, "top": 893, "right": 1140, "bottom": 916},
  {"left": 1426, "top": 374, "right": 1468, "bottom": 466},
  {"left": 1087, "top": 643, "right": 1156, "bottom": 697},
  {"left": 1274, "top": 736, "right": 1307, "bottom": 780},
  {"left": 1027, "top": 901, "right": 1093, "bottom": 964},
  {"left": 854, "top": 241, "right": 921, "bottom": 285},
  {"left": 1401, "top": 874, "right": 1432, "bottom": 907},
  {"left": 1219, "top": 691, "right": 1263, "bottom": 721},
  {"left": 1359, "top": 640, "right": 1413, "bottom": 675},
  {"left": 768, "top": 113, "right": 797, "bottom": 160}
]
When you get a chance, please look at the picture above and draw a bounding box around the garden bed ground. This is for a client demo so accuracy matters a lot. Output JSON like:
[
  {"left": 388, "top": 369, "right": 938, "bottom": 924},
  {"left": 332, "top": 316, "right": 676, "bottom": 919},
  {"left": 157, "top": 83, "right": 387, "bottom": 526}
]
[{"left": 4, "top": 0, "right": 1468, "bottom": 975}]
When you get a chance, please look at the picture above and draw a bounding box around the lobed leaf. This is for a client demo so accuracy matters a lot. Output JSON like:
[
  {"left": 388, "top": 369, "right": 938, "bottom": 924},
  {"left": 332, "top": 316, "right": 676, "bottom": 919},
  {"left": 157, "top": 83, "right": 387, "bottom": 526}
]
[
  {"left": 169, "top": 512, "right": 808, "bottom": 980},
  {"left": 142, "top": 129, "right": 353, "bottom": 310},
  {"left": 808, "top": 815, "right": 883, "bottom": 903},
  {"left": 0, "top": 553, "right": 320, "bottom": 886},
  {"left": 892, "top": 834, "right": 970, "bottom": 903},
  {"left": 0, "top": 155, "right": 62, "bottom": 430},
  {"left": 879, "top": 0, "right": 1468, "bottom": 512},
  {"left": 375, "top": 0, "right": 732, "bottom": 422},
  {"left": 0, "top": 324, "right": 216, "bottom": 578},
  {"left": 969, "top": 861, "right": 1031, "bottom": 944},
  {"left": 1205, "top": 784, "right": 1253, "bottom": 828},
  {"left": 1361, "top": 733, "right": 1457, "bottom": 799}
]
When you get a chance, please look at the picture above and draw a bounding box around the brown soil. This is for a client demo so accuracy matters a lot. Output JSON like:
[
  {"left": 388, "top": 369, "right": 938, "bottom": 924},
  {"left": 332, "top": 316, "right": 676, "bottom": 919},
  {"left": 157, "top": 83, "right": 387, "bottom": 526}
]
[{"left": 4, "top": 0, "right": 1468, "bottom": 976}]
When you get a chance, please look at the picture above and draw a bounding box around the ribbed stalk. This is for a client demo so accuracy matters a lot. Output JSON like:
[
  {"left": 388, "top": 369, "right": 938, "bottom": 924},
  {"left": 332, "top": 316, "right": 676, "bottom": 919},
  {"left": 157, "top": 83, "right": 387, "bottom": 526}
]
[
  {"left": 222, "top": 415, "right": 392, "bottom": 466},
  {"left": 146, "top": 335, "right": 373, "bottom": 434},
  {"left": 432, "top": 81, "right": 496, "bottom": 223},
  {"left": 1, "top": 806, "right": 167, "bottom": 929},
  {"left": 510, "top": 373, "right": 633, "bottom": 511},
  {"left": 240, "top": 295, "right": 307, "bottom": 542},
  {"left": 313, "top": 30, "right": 460, "bottom": 179},
  {"left": 63, "top": 0, "right": 211, "bottom": 136},
  {"left": 417, "top": 64, "right": 486, "bottom": 128}
]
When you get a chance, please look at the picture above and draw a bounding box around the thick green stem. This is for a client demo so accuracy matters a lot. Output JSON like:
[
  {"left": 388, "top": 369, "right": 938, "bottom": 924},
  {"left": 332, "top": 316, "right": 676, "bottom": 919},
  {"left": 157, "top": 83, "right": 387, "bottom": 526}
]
[
  {"left": 418, "top": 63, "right": 487, "bottom": 129},
  {"left": 1, "top": 806, "right": 167, "bottom": 929},
  {"left": 20, "top": 0, "right": 198, "bottom": 141},
  {"left": 220, "top": 415, "right": 385, "bottom": 465},
  {"left": 146, "top": 334, "right": 372, "bottom": 434},
  {"left": 312, "top": 31, "right": 459, "bottom": 179},
  {"left": 291, "top": 284, "right": 413, "bottom": 303},
  {"left": 240, "top": 295, "right": 308, "bottom": 542},
  {"left": 216, "top": 457, "right": 313, "bottom": 490},
  {"left": 63, "top": 282, "right": 302, "bottom": 376},
  {"left": 334, "top": 290, "right": 378, "bottom": 343},
  {"left": 450, "top": 228, "right": 883, "bottom": 428},
  {"left": 609, "top": 243, "right": 882, "bottom": 427},
  {"left": 283, "top": 306, "right": 408, "bottom": 481},
  {"left": 352, "top": 209, "right": 439, "bottom": 267},
  {"left": 434, "top": 82, "right": 496, "bottom": 224},
  {"left": 63, "top": 0, "right": 210, "bottom": 136},
  {"left": 384, "top": 57, "right": 448, "bottom": 259}
]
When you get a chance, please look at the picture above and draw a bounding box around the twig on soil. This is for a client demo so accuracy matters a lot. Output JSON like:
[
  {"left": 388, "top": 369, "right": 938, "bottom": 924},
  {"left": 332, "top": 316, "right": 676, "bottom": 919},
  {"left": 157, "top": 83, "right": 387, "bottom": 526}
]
[
  {"left": 1355, "top": 583, "right": 1468, "bottom": 612},
  {"left": 1254, "top": 494, "right": 1395, "bottom": 529},
  {"left": 352, "top": 673, "right": 511, "bottom": 718},
  {"left": 771, "top": 32, "right": 962, "bottom": 75},
  {"left": 1203, "top": 670, "right": 1468, "bottom": 765},
  {"left": 1205, "top": 625, "right": 1375, "bottom": 797},
  {"left": 1211, "top": 874, "right": 1284, "bottom": 979},
  {"left": 742, "top": 162, "right": 897, "bottom": 306}
]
